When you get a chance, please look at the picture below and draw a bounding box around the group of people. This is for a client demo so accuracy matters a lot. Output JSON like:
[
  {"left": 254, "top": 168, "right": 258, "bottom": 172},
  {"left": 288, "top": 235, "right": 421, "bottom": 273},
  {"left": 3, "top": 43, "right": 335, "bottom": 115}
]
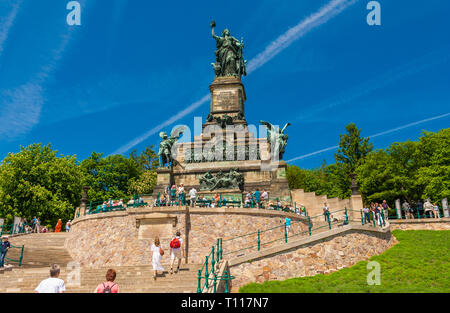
[
  {"left": 362, "top": 201, "right": 389, "bottom": 226},
  {"left": 243, "top": 190, "right": 269, "bottom": 208},
  {"left": 156, "top": 184, "right": 188, "bottom": 207},
  {"left": 33, "top": 264, "right": 119, "bottom": 293},
  {"left": 32, "top": 230, "right": 186, "bottom": 293},
  {"left": 402, "top": 199, "right": 441, "bottom": 219}
]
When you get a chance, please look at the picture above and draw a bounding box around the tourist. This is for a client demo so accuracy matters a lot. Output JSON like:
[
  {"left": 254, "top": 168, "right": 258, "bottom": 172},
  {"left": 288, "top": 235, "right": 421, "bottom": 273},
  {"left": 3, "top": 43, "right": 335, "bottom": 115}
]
[
  {"left": 253, "top": 189, "right": 261, "bottom": 208},
  {"left": 423, "top": 199, "right": 434, "bottom": 218},
  {"left": 35, "top": 217, "right": 41, "bottom": 233},
  {"left": 433, "top": 203, "right": 441, "bottom": 219},
  {"left": 189, "top": 187, "right": 197, "bottom": 207},
  {"left": 285, "top": 217, "right": 291, "bottom": 233},
  {"left": 0, "top": 236, "right": 11, "bottom": 268},
  {"left": 65, "top": 220, "right": 71, "bottom": 232},
  {"left": 178, "top": 183, "right": 185, "bottom": 206},
  {"left": 363, "top": 206, "right": 370, "bottom": 224},
  {"left": 170, "top": 185, "right": 177, "bottom": 206},
  {"left": 301, "top": 205, "right": 307, "bottom": 216},
  {"left": 31, "top": 216, "right": 37, "bottom": 233},
  {"left": 169, "top": 231, "right": 184, "bottom": 274},
  {"left": 323, "top": 203, "right": 330, "bottom": 222},
  {"left": 261, "top": 190, "right": 269, "bottom": 208},
  {"left": 94, "top": 269, "right": 119, "bottom": 293},
  {"left": 417, "top": 200, "right": 423, "bottom": 217},
  {"left": 375, "top": 204, "right": 383, "bottom": 226},
  {"left": 151, "top": 237, "right": 165, "bottom": 280},
  {"left": 55, "top": 219, "right": 62, "bottom": 233},
  {"left": 402, "top": 200, "right": 413, "bottom": 219},
  {"left": 34, "top": 264, "right": 66, "bottom": 293},
  {"left": 382, "top": 200, "right": 390, "bottom": 219},
  {"left": 214, "top": 193, "right": 220, "bottom": 205}
]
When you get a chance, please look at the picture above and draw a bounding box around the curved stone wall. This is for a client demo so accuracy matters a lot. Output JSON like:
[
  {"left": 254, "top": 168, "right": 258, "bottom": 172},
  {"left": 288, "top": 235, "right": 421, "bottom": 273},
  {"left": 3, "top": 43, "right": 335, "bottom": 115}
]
[
  {"left": 229, "top": 226, "right": 396, "bottom": 289},
  {"left": 65, "top": 207, "right": 309, "bottom": 267}
]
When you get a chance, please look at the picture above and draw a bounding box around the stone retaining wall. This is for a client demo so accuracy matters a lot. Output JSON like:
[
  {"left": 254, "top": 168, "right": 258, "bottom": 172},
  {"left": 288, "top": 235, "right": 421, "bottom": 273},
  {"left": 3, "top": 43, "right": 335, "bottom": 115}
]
[
  {"left": 229, "top": 225, "right": 396, "bottom": 290},
  {"left": 388, "top": 218, "right": 450, "bottom": 230},
  {"left": 65, "top": 207, "right": 308, "bottom": 267}
]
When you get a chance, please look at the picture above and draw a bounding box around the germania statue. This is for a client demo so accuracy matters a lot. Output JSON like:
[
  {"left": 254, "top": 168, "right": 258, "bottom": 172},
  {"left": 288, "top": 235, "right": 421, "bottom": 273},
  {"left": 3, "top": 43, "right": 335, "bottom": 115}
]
[{"left": 211, "top": 20, "right": 247, "bottom": 78}]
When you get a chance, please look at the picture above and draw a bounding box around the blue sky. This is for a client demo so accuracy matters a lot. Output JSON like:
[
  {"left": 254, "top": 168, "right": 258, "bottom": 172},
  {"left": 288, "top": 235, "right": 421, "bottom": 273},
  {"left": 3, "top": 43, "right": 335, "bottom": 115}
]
[{"left": 0, "top": 0, "right": 449, "bottom": 169}]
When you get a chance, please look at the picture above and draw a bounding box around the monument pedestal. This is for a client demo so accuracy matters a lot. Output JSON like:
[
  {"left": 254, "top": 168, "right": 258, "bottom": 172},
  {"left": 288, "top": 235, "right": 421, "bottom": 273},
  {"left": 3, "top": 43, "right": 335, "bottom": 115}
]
[{"left": 153, "top": 75, "right": 291, "bottom": 204}]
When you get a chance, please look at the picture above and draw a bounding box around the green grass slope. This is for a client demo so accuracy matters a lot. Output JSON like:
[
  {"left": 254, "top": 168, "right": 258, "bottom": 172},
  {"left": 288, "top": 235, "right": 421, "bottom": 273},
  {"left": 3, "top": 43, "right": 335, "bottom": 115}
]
[{"left": 239, "top": 230, "right": 450, "bottom": 293}]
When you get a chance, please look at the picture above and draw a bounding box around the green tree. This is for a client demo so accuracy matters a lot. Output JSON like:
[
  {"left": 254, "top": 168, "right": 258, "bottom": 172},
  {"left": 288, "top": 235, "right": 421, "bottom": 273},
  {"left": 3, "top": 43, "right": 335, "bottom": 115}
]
[
  {"left": 129, "top": 171, "right": 157, "bottom": 195},
  {"left": 416, "top": 129, "right": 450, "bottom": 201},
  {"left": 0, "top": 144, "right": 83, "bottom": 225},
  {"left": 80, "top": 152, "right": 141, "bottom": 202},
  {"left": 335, "top": 123, "right": 373, "bottom": 173},
  {"left": 130, "top": 145, "right": 159, "bottom": 172}
]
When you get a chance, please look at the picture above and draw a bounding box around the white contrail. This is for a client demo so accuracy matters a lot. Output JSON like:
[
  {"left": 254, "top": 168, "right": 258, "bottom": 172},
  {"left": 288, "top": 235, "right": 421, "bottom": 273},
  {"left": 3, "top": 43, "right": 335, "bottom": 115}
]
[
  {"left": 0, "top": 0, "right": 22, "bottom": 57},
  {"left": 111, "top": 94, "right": 210, "bottom": 155},
  {"left": 287, "top": 113, "right": 450, "bottom": 163},
  {"left": 112, "top": 0, "right": 358, "bottom": 155}
]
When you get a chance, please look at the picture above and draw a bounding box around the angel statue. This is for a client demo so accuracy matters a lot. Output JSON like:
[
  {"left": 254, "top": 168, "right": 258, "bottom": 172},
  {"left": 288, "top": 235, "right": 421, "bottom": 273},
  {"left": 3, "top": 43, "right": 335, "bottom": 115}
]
[
  {"left": 158, "top": 126, "right": 186, "bottom": 168},
  {"left": 211, "top": 20, "right": 247, "bottom": 77},
  {"left": 260, "top": 121, "right": 291, "bottom": 160}
]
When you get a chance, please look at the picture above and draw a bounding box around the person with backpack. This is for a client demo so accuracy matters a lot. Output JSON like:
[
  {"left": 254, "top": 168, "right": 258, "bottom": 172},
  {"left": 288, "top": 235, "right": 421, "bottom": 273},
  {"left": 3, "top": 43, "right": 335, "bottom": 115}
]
[
  {"left": 169, "top": 231, "right": 184, "bottom": 274},
  {"left": 94, "top": 269, "right": 119, "bottom": 293},
  {"left": 151, "top": 237, "right": 165, "bottom": 280}
]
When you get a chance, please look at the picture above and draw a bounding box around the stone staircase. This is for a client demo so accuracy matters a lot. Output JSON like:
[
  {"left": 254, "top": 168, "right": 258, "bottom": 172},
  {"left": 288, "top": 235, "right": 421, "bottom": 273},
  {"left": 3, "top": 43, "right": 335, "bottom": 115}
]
[{"left": 0, "top": 233, "right": 200, "bottom": 293}]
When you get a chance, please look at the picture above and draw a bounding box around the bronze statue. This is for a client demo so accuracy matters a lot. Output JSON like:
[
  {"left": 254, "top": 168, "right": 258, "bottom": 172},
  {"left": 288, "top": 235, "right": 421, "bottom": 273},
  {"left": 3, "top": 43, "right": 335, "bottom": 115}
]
[
  {"left": 199, "top": 168, "right": 244, "bottom": 191},
  {"left": 260, "top": 121, "right": 291, "bottom": 160},
  {"left": 211, "top": 20, "right": 247, "bottom": 78},
  {"left": 158, "top": 126, "right": 186, "bottom": 167}
]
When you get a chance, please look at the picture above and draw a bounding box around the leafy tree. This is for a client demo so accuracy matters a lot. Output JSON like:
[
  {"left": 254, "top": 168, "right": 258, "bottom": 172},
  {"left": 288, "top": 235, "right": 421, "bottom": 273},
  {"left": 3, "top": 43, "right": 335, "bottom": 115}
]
[
  {"left": 130, "top": 145, "right": 159, "bottom": 172},
  {"left": 0, "top": 144, "right": 83, "bottom": 225},
  {"left": 416, "top": 129, "right": 450, "bottom": 202},
  {"left": 80, "top": 152, "right": 141, "bottom": 202},
  {"left": 129, "top": 171, "right": 157, "bottom": 195},
  {"left": 335, "top": 123, "right": 373, "bottom": 173}
]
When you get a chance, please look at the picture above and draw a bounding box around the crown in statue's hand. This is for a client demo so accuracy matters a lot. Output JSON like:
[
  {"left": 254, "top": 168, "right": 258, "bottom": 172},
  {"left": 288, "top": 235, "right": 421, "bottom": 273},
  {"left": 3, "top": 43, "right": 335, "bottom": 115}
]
[{"left": 210, "top": 20, "right": 216, "bottom": 28}]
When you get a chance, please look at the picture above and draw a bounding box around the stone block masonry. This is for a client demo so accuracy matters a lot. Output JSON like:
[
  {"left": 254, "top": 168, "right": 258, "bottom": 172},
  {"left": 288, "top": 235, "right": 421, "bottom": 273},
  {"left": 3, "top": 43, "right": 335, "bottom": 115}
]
[
  {"left": 229, "top": 226, "right": 397, "bottom": 290},
  {"left": 65, "top": 207, "right": 309, "bottom": 267}
]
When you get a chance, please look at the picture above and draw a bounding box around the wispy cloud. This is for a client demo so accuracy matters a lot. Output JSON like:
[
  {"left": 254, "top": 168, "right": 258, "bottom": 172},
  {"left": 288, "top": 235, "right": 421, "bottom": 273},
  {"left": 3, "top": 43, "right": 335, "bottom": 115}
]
[
  {"left": 112, "top": 0, "right": 358, "bottom": 155},
  {"left": 0, "top": 1, "right": 87, "bottom": 140},
  {"left": 296, "top": 46, "right": 450, "bottom": 123},
  {"left": 0, "top": 0, "right": 22, "bottom": 57},
  {"left": 286, "top": 112, "right": 450, "bottom": 163}
]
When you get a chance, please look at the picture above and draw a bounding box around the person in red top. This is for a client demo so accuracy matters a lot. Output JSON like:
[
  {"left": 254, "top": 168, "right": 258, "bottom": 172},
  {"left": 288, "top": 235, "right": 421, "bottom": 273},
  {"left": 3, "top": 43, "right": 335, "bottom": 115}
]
[
  {"left": 54, "top": 219, "right": 62, "bottom": 233},
  {"left": 95, "top": 269, "right": 119, "bottom": 293}
]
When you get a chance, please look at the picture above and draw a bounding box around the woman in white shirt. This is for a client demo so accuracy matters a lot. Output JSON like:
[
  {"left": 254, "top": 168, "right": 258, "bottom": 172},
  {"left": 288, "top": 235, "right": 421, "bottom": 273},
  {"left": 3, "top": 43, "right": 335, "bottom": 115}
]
[{"left": 151, "top": 237, "right": 164, "bottom": 280}]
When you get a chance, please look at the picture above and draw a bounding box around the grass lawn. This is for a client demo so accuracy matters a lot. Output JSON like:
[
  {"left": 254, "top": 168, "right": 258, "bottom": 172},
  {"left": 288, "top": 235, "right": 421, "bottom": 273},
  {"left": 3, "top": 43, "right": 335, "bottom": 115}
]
[{"left": 239, "top": 230, "right": 450, "bottom": 293}]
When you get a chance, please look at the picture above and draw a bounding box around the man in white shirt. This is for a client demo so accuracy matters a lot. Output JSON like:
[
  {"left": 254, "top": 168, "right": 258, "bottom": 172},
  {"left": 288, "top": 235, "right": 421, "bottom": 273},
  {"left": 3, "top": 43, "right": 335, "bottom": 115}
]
[
  {"left": 189, "top": 188, "right": 197, "bottom": 207},
  {"left": 35, "top": 264, "right": 66, "bottom": 293}
]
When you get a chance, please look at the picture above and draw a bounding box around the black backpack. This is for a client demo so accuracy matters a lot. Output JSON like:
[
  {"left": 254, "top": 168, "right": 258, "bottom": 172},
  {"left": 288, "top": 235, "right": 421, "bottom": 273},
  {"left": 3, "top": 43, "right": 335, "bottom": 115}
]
[{"left": 102, "top": 283, "right": 116, "bottom": 293}]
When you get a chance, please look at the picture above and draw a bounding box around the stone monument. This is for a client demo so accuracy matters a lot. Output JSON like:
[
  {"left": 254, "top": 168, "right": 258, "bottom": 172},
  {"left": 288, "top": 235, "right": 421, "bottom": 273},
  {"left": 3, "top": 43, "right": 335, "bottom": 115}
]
[{"left": 153, "top": 21, "right": 291, "bottom": 203}]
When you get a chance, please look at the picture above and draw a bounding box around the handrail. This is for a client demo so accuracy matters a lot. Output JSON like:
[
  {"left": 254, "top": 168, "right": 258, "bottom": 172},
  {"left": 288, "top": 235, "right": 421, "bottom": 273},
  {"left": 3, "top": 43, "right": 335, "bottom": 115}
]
[{"left": 4, "top": 244, "right": 25, "bottom": 267}]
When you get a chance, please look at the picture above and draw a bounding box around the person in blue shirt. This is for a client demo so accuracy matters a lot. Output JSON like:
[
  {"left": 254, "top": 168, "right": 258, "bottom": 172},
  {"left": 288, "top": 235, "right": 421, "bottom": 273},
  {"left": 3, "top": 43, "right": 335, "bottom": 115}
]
[
  {"left": 285, "top": 217, "right": 291, "bottom": 233},
  {"left": 253, "top": 190, "right": 261, "bottom": 208},
  {"left": 1, "top": 236, "right": 11, "bottom": 268}
]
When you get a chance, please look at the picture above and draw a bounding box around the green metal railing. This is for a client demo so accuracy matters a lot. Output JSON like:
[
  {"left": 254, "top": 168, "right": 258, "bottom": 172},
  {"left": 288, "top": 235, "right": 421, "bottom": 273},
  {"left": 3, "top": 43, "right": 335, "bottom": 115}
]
[
  {"left": 0, "top": 223, "right": 33, "bottom": 236},
  {"left": 195, "top": 207, "right": 382, "bottom": 292},
  {"left": 87, "top": 194, "right": 149, "bottom": 215},
  {"left": 218, "top": 207, "right": 360, "bottom": 259},
  {"left": 386, "top": 206, "right": 444, "bottom": 220},
  {"left": 196, "top": 238, "right": 234, "bottom": 293},
  {"left": 4, "top": 244, "right": 25, "bottom": 267}
]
